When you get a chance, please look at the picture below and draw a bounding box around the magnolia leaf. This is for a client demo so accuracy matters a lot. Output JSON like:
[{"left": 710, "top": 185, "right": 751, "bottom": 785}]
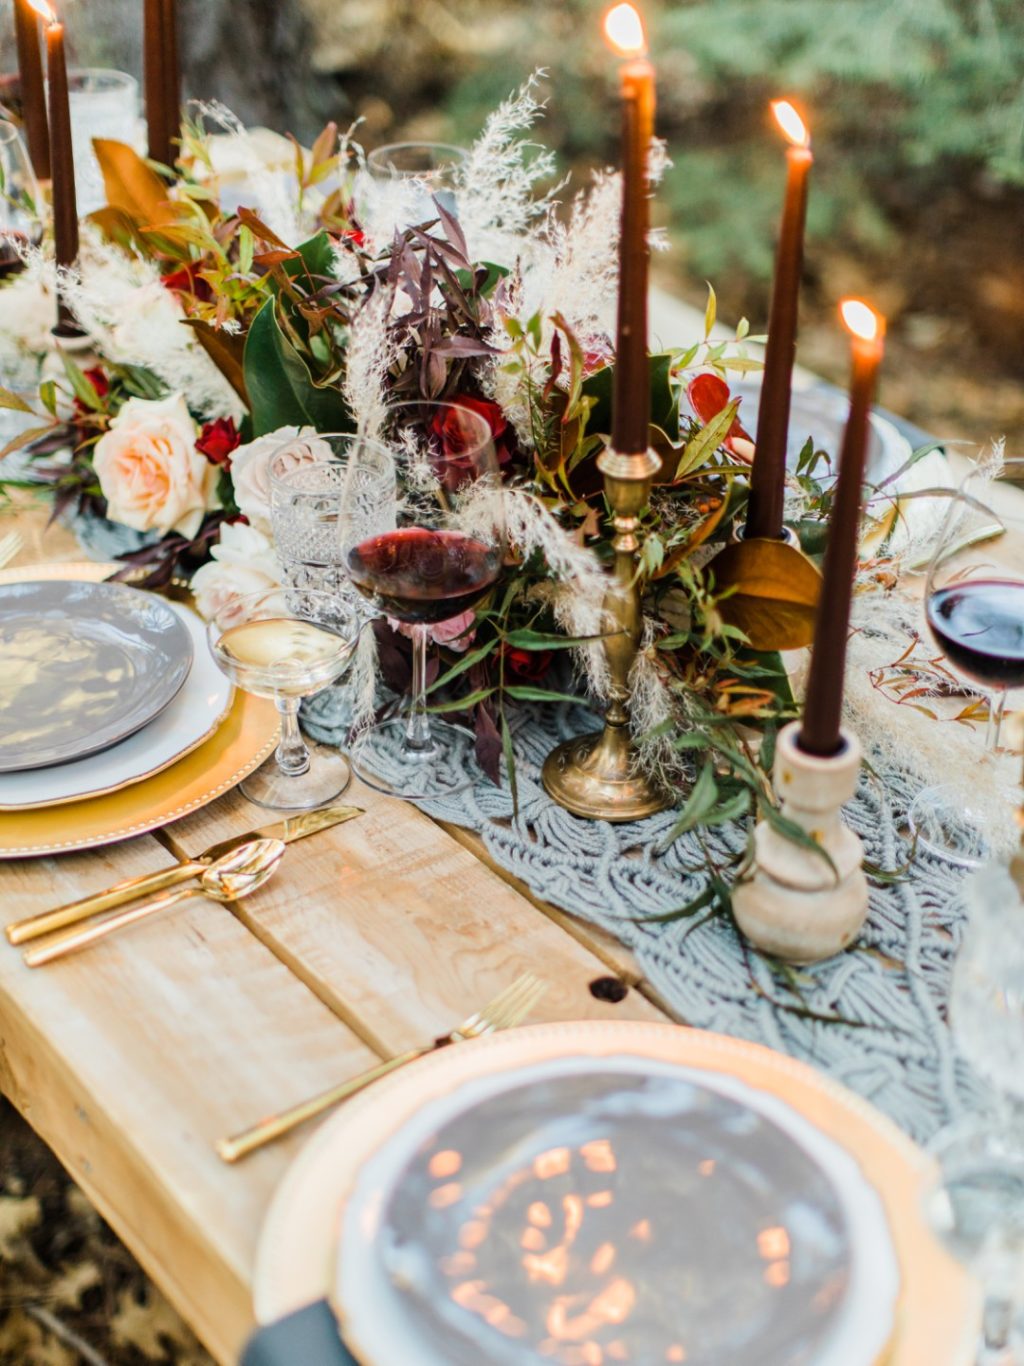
[
  {"left": 244, "top": 296, "right": 352, "bottom": 435},
  {"left": 711, "top": 538, "right": 822, "bottom": 650},
  {"left": 184, "top": 319, "right": 250, "bottom": 408},
  {"left": 87, "top": 204, "right": 145, "bottom": 251},
  {"left": 581, "top": 352, "right": 677, "bottom": 443},
  {"left": 93, "top": 139, "right": 177, "bottom": 226}
]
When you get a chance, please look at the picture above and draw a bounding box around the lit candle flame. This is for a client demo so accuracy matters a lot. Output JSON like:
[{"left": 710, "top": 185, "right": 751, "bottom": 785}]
[
  {"left": 604, "top": 3, "right": 647, "bottom": 57},
  {"left": 27, "top": 0, "right": 56, "bottom": 21},
  {"left": 771, "top": 100, "right": 810, "bottom": 149},
  {"left": 840, "top": 298, "right": 885, "bottom": 343}
]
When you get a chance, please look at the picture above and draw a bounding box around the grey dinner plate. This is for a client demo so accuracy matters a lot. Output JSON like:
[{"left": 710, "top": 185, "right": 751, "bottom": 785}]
[
  {"left": 0, "top": 579, "right": 194, "bottom": 773},
  {"left": 359, "top": 1067, "right": 862, "bottom": 1365}
]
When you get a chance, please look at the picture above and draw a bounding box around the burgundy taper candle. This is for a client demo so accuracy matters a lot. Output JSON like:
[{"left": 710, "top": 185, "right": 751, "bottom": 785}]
[
  {"left": 14, "top": 0, "right": 50, "bottom": 179},
  {"left": 746, "top": 101, "right": 813, "bottom": 541},
  {"left": 42, "top": 5, "right": 79, "bottom": 334},
  {"left": 144, "top": 0, "right": 171, "bottom": 165},
  {"left": 799, "top": 301, "right": 886, "bottom": 756},
  {"left": 605, "top": 4, "right": 656, "bottom": 456}
]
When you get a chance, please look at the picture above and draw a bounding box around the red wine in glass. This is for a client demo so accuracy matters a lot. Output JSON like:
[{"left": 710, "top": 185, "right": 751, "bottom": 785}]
[
  {"left": 927, "top": 579, "right": 1024, "bottom": 690},
  {"left": 347, "top": 527, "right": 501, "bottom": 625},
  {"left": 0, "top": 231, "right": 30, "bottom": 279}
]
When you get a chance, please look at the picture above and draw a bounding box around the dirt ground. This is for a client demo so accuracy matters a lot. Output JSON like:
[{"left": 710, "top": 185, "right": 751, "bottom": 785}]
[{"left": 0, "top": 1100, "right": 213, "bottom": 1366}]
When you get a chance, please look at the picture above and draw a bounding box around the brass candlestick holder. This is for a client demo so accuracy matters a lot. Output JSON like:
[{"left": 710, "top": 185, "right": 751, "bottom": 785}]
[{"left": 542, "top": 445, "right": 671, "bottom": 822}]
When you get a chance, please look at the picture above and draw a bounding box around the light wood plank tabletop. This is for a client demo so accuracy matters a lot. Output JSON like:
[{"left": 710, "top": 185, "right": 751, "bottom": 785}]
[{"left": 0, "top": 499, "right": 673, "bottom": 1364}]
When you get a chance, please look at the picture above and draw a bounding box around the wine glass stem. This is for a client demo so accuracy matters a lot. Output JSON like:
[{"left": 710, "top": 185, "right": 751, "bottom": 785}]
[
  {"left": 406, "top": 623, "right": 432, "bottom": 753},
  {"left": 987, "top": 689, "right": 1009, "bottom": 751},
  {"left": 275, "top": 697, "right": 311, "bottom": 777}
]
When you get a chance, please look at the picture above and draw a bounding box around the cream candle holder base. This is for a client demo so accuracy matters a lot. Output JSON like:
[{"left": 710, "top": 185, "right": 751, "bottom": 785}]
[{"left": 732, "top": 720, "right": 868, "bottom": 964}]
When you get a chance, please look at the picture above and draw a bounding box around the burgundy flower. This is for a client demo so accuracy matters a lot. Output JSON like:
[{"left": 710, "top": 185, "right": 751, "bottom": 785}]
[
  {"left": 161, "top": 262, "right": 214, "bottom": 302},
  {"left": 196, "top": 417, "right": 242, "bottom": 467},
  {"left": 686, "top": 373, "right": 755, "bottom": 463},
  {"left": 430, "top": 395, "right": 512, "bottom": 490},
  {"left": 501, "top": 644, "right": 554, "bottom": 683}
]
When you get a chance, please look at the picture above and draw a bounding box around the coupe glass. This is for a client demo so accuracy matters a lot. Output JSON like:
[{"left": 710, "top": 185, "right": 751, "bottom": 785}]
[
  {"left": 338, "top": 401, "right": 504, "bottom": 800},
  {"left": 364, "top": 141, "right": 467, "bottom": 231},
  {"left": 908, "top": 457, "right": 1024, "bottom": 865},
  {"left": 0, "top": 118, "right": 42, "bottom": 277},
  {"left": 207, "top": 587, "right": 358, "bottom": 809}
]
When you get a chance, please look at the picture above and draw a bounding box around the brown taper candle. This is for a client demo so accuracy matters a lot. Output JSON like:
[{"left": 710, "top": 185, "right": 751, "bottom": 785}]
[
  {"left": 13, "top": 0, "right": 50, "bottom": 179},
  {"left": 746, "top": 101, "right": 813, "bottom": 541},
  {"left": 144, "top": 0, "right": 170, "bottom": 165},
  {"left": 605, "top": 4, "right": 656, "bottom": 456},
  {"left": 799, "top": 300, "right": 885, "bottom": 756},
  {"left": 41, "top": 4, "right": 79, "bottom": 334},
  {"left": 160, "top": 0, "right": 181, "bottom": 164}
]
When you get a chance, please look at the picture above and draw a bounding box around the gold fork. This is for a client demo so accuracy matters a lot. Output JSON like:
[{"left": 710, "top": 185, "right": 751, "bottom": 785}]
[
  {"left": 0, "top": 530, "right": 23, "bottom": 570},
  {"left": 216, "top": 972, "right": 548, "bottom": 1163}
]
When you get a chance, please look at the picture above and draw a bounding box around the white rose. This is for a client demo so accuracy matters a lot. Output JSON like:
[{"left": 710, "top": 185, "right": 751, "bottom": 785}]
[
  {"left": 190, "top": 521, "right": 282, "bottom": 623},
  {"left": 230, "top": 427, "right": 333, "bottom": 533},
  {"left": 92, "top": 394, "right": 218, "bottom": 538}
]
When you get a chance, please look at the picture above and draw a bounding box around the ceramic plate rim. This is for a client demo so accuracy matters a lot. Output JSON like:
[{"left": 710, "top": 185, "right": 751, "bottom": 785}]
[
  {"left": 0, "top": 597, "right": 233, "bottom": 810},
  {"left": 252, "top": 1022, "right": 979, "bottom": 1365},
  {"left": 0, "top": 578, "right": 194, "bottom": 772}
]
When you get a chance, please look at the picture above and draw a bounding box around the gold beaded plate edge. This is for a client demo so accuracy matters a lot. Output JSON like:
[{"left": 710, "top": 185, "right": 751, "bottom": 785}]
[
  {"left": 0, "top": 562, "right": 278, "bottom": 856},
  {"left": 254, "top": 1023, "right": 979, "bottom": 1366}
]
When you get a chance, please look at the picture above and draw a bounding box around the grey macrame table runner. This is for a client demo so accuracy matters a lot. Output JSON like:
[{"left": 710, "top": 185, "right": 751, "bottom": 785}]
[{"left": 304, "top": 687, "right": 990, "bottom": 1147}]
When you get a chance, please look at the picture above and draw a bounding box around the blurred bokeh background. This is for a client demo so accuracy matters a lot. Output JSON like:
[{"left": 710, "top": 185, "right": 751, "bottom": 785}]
[{"left": 3, "top": 0, "right": 1024, "bottom": 447}]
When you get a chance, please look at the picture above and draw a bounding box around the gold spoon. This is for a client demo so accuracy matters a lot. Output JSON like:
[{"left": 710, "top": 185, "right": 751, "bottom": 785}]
[{"left": 24, "top": 838, "right": 286, "bottom": 968}]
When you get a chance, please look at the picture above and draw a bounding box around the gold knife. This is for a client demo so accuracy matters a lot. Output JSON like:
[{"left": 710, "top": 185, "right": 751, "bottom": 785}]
[{"left": 6, "top": 806, "right": 363, "bottom": 945}]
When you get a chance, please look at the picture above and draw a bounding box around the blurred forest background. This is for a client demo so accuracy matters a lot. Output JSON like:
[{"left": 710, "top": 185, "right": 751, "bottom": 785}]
[
  {"left": 3, "top": 0, "right": 1023, "bottom": 449},
  {"left": 1, "top": 1, "right": 1024, "bottom": 1361}
]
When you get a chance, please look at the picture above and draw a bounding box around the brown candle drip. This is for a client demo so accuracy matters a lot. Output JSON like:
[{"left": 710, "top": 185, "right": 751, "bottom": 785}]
[
  {"left": 45, "top": 16, "right": 80, "bottom": 335},
  {"left": 13, "top": 0, "right": 50, "bottom": 180},
  {"left": 746, "top": 144, "right": 812, "bottom": 541},
  {"left": 799, "top": 324, "right": 884, "bottom": 756},
  {"left": 611, "top": 58, "right": 655, "bottom": 456}
]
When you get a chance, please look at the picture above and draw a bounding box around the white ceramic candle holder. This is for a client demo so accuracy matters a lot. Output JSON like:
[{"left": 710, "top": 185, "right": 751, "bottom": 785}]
[{"left": 732, "top": 720, "right": 869, "bottom": 963}]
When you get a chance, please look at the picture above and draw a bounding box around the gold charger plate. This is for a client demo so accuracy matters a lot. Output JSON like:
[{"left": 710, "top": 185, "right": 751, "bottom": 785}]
[
  {"left": 0, "top": 559, "right": 278, "bottom": 856},
  {"left": 254, "top": 1023, "right": 979, "bottom": 1366}
]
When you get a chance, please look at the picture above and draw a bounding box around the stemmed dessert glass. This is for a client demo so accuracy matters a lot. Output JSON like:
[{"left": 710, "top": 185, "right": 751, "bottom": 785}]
[
  {"left": 207, "top": 587, "right": 359, "bottom": 809},
  {"left": 339, "top": 401, "right": 504, "bottom": 800},
  {"left": 908, "top": 457, "right": 1024, "bottom": 865},
  {"left": 0, "top": 119, "right": 42, "bottom": 277}
]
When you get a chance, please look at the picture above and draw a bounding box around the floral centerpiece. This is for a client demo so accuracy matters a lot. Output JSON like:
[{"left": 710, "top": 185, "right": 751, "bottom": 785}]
[{"left": 1, "top": 82, "right": 858, "bottom": 845}]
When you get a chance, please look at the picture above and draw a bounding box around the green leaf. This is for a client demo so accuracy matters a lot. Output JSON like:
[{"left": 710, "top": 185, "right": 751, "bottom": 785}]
[
  {"left": 637, "top": 883, "right": 719, "bottom": 924},
  {"left": 704, "top": 281, "right": 717, "bottom": 338},
  {"left": 581, "top": 352, "right": 677, "bottom": 442},
  {"left": 500, "top": 708, "right": 519, "bottom": 818},
  {"left": 501, "top": 628, "right": 612, "bottom": 651},
  {"left": 676, "top": 398, "right": 740, "bottom": 479},
  {"left": 664, "top": 761, "right": 720, "bottom": 841},
  {"left": 0, "top": 425, "right": 54, "bottom": 460},
  {"left": 762, "top": 805, "right": 837, "bottom": 876},
  {"left": 504, "top": 684, "right": 586, "bottom": 705},
  {"left": 426, "top": 687, "right": 495, "bottom": 714},
  {"left": 243, "top": 296, "right": 353, "bottom": 436},
  {"left": 0, "top": 387, "right": 33, "bottom": 414},
  {"left": 427, "top": 639, "right": 496, "bottom": 693}
]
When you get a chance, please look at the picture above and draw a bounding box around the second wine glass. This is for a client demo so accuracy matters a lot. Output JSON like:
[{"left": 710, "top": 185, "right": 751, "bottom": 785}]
[{"left": 339, "top": 401, "right": 505, "bottom": 800}]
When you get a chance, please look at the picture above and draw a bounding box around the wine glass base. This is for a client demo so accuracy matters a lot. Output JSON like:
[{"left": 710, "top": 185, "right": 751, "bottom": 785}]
[
  {"left": 907, "top": 784, "right": 989, "bottom": 868},
  {"left": 240, "top": 745, "right": 352, "bottom": 811},
  {"left": 351, "top": 717, "right": 478, "bottom": 800}
]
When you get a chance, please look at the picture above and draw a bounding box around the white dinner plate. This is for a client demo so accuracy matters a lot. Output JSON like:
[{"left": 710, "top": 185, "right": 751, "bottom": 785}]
[
  {"left": 0, "top": 595, "right": 231, "bottom": 810},
  {"left": 254, "top": 1022, "right": 978, "bottom": 1366}
]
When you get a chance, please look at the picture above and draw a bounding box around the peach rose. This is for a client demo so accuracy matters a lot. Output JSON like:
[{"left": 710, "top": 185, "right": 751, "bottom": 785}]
[
  {"left": 93, "top": 394, "right": 218, "bottom": 539},
  {"left": 230, "top": 427, "right": 333, "bottom": 533}
]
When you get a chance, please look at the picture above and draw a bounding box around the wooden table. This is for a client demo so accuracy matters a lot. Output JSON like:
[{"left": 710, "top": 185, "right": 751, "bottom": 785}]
[{"left": 0, "top": 505, "right": 673, "bottom": 1365}]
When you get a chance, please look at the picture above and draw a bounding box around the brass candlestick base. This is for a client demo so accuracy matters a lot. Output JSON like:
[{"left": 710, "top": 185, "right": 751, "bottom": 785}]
[{"left": 542, "top": 446, "right": 671, "bottom": 822}]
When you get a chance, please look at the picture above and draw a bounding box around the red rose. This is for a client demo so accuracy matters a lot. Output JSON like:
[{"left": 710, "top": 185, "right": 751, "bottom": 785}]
[
  {"left": 334, "top": 226, "right": 366, "bottom": 248},
  {"left": 501, "top": 644, "right": 554, "bottom": 683},
  {"left": 161, "top": 262, "right": 214, "bottom": 302},
  {"left": 430, "top": 395, "right": 512, "bottom": 490},
  {"left": 72, "top": 366, "right": 110, "bottom": 419},
  {"left": 686, "top": 373, "right": 755, "bottom": 463},
  {"left": 196, "top": 417, "right": 241, "bottom": 467}
]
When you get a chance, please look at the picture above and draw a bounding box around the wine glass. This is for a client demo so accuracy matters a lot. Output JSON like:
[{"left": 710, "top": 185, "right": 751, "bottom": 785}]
[
  {"left": 908, "top": 457, "right": 1024, "bottom": 865},
  {"left": 207, "top": 587, "right": 359, "bottom": 809},
  {"left": 364, "top": 141, "right": 467, "bottom": 233},
  {"left": 0, "top": 118, "right": 42, "bottom": 278},
  {"left": 339, "top": 401, "right": 505, "bottom": 800}
]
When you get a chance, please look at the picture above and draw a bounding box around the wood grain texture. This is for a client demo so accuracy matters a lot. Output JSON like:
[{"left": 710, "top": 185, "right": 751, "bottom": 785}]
[{"left": 0, "top": 843, "right": 380, "bottom": 1364}]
